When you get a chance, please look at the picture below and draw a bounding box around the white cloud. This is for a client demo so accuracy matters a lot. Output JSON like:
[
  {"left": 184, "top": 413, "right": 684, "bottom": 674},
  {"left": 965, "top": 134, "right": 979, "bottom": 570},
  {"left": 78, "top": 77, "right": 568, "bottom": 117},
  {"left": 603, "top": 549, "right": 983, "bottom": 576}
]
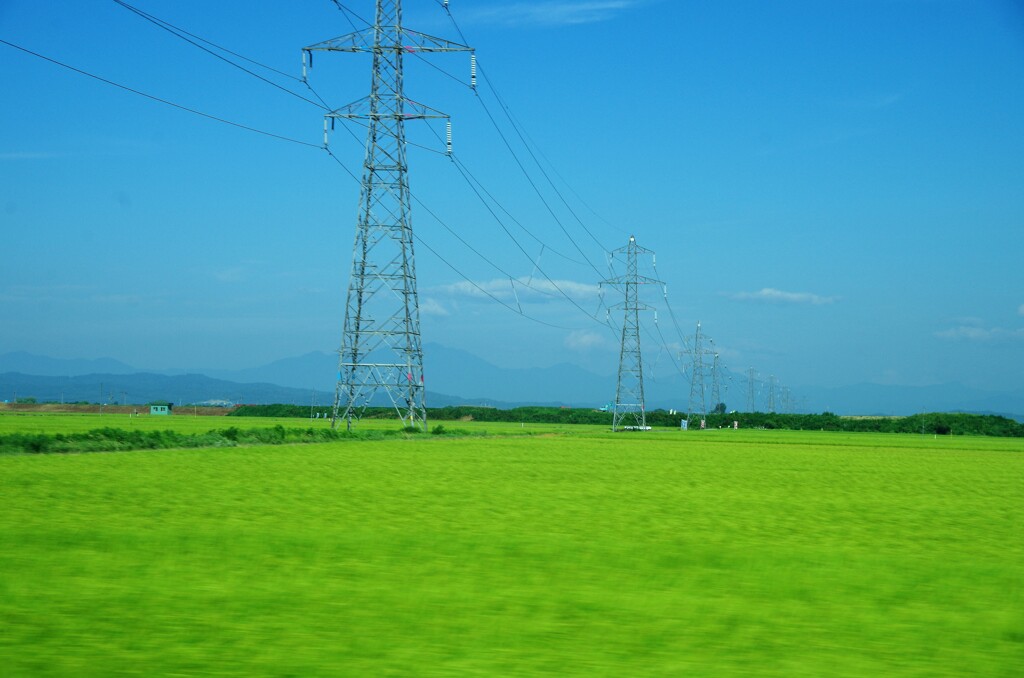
[
  {"left": 211, "top": 261, "right": 264, "bottom": 284},
  {"left": 839, "top": 93, "right": 903, "bottom": 110},
  {"left": 1018, "top": 304, "right": 1024, "bottom": 317},
  {"left": 0, "top": 151, "right": 62, "bottom": 160},
  {"left": 434, "top": 277, "right": 599, "bottom": 303},
  {"left": 725, "top": 288, "right": 838, "bottom": 306},
  {"left": 935, "top": 326, "right": 1024, "bottom": 342},
  {"left": 564, "top": 329, "right": 610, "bottom": 351},
  {"left": 419, "top": 298, "right": 450, "bottom": 317},
  {"left": 949, "top": 316, "right": 985, "bottom": 327},
  {"left": 213, "top": 267, "right": 247, "bottom": 283},
  {"left": 465, "top": 1, "right": 642, "bottom": 27},
  {"left": 90, "top": 294, "right": 144, "bottom": 305},
  {"left": 0, "top": 284, "right": 92, "bottom": 303}
]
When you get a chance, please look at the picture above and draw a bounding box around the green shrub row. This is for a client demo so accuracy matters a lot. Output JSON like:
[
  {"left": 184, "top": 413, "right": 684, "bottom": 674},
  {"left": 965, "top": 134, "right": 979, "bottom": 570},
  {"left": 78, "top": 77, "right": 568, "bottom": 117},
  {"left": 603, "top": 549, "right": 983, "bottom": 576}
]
[
  {"left": 0, "top": 424, "right": 471, "bottom": 456},
  {"left": 231, "top": 405, "right": 1024, "bottom": 437}
]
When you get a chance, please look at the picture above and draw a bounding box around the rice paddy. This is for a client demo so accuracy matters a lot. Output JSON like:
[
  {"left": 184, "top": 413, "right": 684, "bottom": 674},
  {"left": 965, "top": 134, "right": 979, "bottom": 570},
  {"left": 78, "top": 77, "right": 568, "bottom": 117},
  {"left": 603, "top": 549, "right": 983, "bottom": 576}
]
[{"left": 1, "top": 413, "right": 1022, "bottom": 676}]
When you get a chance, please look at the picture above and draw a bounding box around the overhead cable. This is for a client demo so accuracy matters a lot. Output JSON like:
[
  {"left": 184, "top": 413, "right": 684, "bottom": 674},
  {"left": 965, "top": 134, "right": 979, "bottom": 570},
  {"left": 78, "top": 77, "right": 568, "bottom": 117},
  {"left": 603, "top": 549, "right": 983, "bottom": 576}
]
[
  {"left": 0, "top": 38, "right": 321, "bottom": 149},
  {"left": 113, "top": 0, "right": 329, "bottom": 111},
  {"left": 439, "top": 7, "right": 614, "bottom": 260}
]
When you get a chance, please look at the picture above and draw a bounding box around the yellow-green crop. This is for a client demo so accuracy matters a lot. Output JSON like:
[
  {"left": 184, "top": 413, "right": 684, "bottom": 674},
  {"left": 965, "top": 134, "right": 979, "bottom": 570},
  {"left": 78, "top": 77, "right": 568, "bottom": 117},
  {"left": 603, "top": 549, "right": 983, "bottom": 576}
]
[{"left": 1, "top": 422, "right": 1022, "bottom": 676}]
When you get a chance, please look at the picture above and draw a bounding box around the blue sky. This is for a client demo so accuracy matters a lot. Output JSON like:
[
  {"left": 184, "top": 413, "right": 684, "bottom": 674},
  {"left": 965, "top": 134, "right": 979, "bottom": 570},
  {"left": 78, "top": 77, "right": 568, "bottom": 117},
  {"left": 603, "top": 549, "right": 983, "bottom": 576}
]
[{"left": 1, "top": 0, "right": 1022, "bottom": 398}]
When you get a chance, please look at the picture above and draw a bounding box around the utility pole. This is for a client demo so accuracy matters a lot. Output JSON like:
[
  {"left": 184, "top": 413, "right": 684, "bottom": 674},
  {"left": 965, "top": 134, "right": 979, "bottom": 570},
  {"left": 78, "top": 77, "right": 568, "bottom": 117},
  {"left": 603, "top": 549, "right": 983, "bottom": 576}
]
[
  {"left": 305, "top": 1, "right": 472, "bottom": 431},
  {"left": 601, "top": 235, "right": 661, "bottom": 431},
  {"left": 767, "top": 375, "right": 778, "bottom": 413}
]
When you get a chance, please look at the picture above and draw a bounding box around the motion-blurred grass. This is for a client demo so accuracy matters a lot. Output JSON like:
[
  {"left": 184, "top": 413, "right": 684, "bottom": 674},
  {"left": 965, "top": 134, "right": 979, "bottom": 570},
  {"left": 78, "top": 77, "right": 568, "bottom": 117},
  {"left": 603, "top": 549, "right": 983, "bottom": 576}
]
[{"left": 1, "top": 421, "right": 1022, "bottom": 676}]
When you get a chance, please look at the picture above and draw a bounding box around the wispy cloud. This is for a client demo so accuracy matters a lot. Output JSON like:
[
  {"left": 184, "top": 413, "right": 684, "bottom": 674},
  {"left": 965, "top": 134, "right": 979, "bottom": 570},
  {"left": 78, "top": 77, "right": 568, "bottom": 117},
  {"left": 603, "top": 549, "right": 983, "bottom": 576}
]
[
  {"left": 91, "top": 294, "right": 145, "bottom": 305},
  {"left": 564, "top": 329, "right": 610, "bottom": 351},
  {"left": 0, "top": 284, "right": 92, "bottom": 303},
  {"left": 464, "top": 1, "right": 642, "bottom": 27},
  {"left": 435, "top": 277, "right": 599, "bottom": 302},
  {"left": 838, "top": 93, "right": 903, "bottom": 111},
  {"left": 935, "top": 325, "right": 1024, "bottom": 342},
  {"left": 213, "top": 267, "right": 247, "bottom": 283},
  {"left": 0, "top": 151, "right": 63, "bottom": 160},
  {"left": 1018, "top": 304, "right": 1024, "bottom": 317},
  {"left": 420, "top": 297, "right": 450, "bottom": 317},
  {"left": 724, "top": 288, "right": 838, "bottom": 306},
  {"left": 211, "top": 261, "right": 264, "bottom": 284}
]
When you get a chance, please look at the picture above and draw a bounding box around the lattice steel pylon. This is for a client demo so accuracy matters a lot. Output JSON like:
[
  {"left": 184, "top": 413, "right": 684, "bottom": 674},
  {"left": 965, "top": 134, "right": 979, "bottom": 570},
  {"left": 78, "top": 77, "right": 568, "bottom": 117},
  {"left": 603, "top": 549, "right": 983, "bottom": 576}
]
[
  {"left": 602, "top": 236, "right": 661, "bottom": 431},
  {"left": 709, "top": 343, "right": 722, "bottom": 411},
  {"left": 305, "top": 1, "right": 471, "bottom": 430},
  {"left": 685, "top": 321, "right": 715, "bottom": 425},
  {"left": 746, "top": 367, "right": 758, "bottom": 412},
  {"left": 767, "top": 375, "right": 778, "bottom": 413}
]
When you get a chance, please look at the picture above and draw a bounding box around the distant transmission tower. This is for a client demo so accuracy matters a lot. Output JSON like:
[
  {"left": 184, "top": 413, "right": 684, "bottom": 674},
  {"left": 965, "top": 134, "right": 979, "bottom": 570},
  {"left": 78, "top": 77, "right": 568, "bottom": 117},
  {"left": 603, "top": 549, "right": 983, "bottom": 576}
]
[
  {"left": 782, "top": 386, "right": 793, "bottom": 414},
  {"left": 746, "top": 367, "right": 758, "bottom": 412},
  {"left": 685, "top": 322, "right": 716, "bottom": 425},
  {"left": 305, "top": 1, "right": 472, "bottom": 430},
  {"left": 602, "top": 236, "right": 661, "bottom": 431},
  {"left": 767, "top": 375, "right": 778, "bottom": 413},
  {"left": 709, "top": 344, "right": 722, "bottom": 412}
]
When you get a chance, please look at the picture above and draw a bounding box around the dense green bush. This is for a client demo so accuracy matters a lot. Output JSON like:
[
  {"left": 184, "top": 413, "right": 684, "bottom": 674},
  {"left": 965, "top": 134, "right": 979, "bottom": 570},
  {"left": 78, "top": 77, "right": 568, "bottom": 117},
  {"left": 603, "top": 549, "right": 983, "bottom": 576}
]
[
  {"left": 229, "top": 404, "right": 1023, "bottom": 437},
  {"left": 0, "top": 423, "right": 472, "bottom": 456}
]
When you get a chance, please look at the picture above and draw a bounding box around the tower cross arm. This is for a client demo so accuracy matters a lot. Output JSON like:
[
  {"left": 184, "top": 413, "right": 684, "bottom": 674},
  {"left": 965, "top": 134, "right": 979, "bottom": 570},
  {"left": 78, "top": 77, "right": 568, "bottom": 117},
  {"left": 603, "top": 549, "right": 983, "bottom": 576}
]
[
  {"left": 305, "top": 29, "right": 377, "bottom": 53},
  {"left": 327, "top": 96, "right": 450, "bottom": 120},
  {"left": 609, "top": 243, "right": 654, "bottom": 257},
  {"left": 600, "top": 274, "right": 664, "bottom": 287},
  {"left": 606, "top": 301, "right": 656, "bottom": 311},
  {"left": 305, "top": 29, "right": 471, "bottom": 54},
  {"left": 402, "top": 29, "right": 473, "bottom": 53}
]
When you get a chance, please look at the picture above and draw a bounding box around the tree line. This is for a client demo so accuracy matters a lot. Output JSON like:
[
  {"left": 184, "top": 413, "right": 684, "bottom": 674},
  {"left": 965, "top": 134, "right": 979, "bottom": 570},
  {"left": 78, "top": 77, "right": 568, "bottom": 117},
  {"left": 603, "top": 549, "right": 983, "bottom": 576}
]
[
  {"left": 230, "top": 405, "right": 1024, "bottom": 437},
  {"left": 0, "top": 424, "right": 471, "bottom": 456}
]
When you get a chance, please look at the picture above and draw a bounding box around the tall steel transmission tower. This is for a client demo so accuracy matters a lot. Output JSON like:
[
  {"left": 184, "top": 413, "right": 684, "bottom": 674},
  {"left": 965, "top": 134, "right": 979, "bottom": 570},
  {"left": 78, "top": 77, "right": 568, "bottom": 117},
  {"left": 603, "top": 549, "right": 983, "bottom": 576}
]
[
  {"left": 685, "top": 321, "right": 715, "bottom": 425},
  {"left": 746, "top": 367, "right": 758, "bottom": 412},
  {"left": 305, "top": 1, "right": 471, "bottom": 430},
  {"left": 709, "top": 344, "right": 723, "bottom": 412},
  {"left": 767, "top": 375, "right": 778, "bottom": 413},
  {"left": 602, "top": 236, "right": 661, "bottom": 431}
]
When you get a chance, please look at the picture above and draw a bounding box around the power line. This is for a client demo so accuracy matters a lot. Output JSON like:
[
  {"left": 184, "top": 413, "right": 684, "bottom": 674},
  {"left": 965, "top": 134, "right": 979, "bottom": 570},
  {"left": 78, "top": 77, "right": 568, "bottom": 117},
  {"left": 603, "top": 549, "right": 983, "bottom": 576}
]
[
  {"left": 449, "top": 154, "right": 585, "bottom": 265},
  {"left": 5, "top": 12, "right": 610, "bottom": 342},
  {"left": 329, "top": 1, "right": 372, "bottom": 31},
  {"left": 0, "top": 38, "right": 322, "bottom": 149},
  {"left": 418, "top": 122, "right": 585, "bottom": 265},
  {"left": 329, "top": 117, "right": 608, "bottom": 321},
  {"left": 326, "top": 2, "right": 616, "bottom": 314},
  {"left": 477, "top": 64, "right": 610, "bottom": 253},
  {"left": 603, "top": 236, "right": 662, "bottom": 431},
  {"left": 438, "top": 7, "right": 613, "bottom": 259},
  {"left": 113, "top": 1, "right": 303, "bottom": 82},
  {"left": 323, "top": 134, "right": 585, "bottom": 329},
  {"left": 472, "top": 89, "right": 606, "bottom": 279},
  {"left": 409, "top": 50, "right": 474, "bottom": 89},
  {"left": 323, "top": 142, "right": 578, "bottom": 331},
  {"left": 113, "top": 0, "right": 329, "bottom": 111}
]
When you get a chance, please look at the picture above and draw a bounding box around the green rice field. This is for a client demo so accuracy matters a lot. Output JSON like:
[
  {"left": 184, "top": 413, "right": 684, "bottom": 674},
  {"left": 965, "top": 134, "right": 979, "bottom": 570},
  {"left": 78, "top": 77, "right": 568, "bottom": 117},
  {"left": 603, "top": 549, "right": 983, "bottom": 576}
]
[{"left": 1, "top": 412, "right": 1022, "bottom": 676}]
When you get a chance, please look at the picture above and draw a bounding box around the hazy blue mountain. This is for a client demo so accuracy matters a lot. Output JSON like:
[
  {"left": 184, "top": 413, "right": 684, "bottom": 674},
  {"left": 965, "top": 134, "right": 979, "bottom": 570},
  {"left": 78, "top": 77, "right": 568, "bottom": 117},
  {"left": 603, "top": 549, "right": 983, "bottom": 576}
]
[
  {"left": 796, "top": 382, "right": 1024, "bottom": 418},
  {"left": 0, "top": 372, "right": 328, "bottom": 407},
  {"left": 0, "top": 351, "right": 136, "bottom": 377},
  {"left": 424, "top": 343, "right": 615, "bottom": 407},
  {"left": 185, "top": 352, "right": 338, "bottom": 392},
  {"left": 181, "top": 344, "right": 622, "bottom": 408},
  {"left": 0, "top": 371, "right": 485, "bottom": 409},
  {"left": 2, "top": 347, "right": 1021, "bottom": 418}
]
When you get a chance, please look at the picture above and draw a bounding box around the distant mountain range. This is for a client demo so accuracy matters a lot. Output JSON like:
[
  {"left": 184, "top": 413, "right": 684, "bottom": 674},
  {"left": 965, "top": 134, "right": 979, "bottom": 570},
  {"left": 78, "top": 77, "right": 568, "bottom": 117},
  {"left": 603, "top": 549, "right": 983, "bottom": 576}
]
[{"left": 1, "top": 347, "right": 1022, "bottom": 419}]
